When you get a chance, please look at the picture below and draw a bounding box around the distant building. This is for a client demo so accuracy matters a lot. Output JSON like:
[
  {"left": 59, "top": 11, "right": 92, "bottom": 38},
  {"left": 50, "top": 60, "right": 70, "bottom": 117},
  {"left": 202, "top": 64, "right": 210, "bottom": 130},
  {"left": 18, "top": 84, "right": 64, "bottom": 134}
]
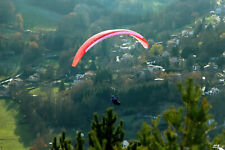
[
  {"left": 210, "top": 10, "right": 215, "bottom": 15},
  {"left": 169, "top": 57, "right": 184, "bottom": 65},
  {"left": 137, "top": 65, "right": 165, "bottom": 80},
  {"left": 167, "top": 38, "right": 180, "bottom": 47},
  {"left": 154, "top": 78, "right": 164, "bottom": 81},
  {"left": 170, "top": 34, "right": 180, "bottom": 38},
  {"left": 162, "top": 51, "right": 170, "bottom": 57},
  {"left": 84, "top": 71, "right": 95, "bottom": 77},
  {"left": 122, "top": 140, "right": 129, "bottom": 148},
  {"left": 121, "top": 53, "right": 133, "bottom": 61},
  {"left": 204, "top": 62, "right": 218, "bottom": 71},
  {"left": 155, "top": 41, "right": 163, "bottom": 45},
  {"left": 219, "top": 78, "right": 224, "bottom": 84},
  {"left": 147, "top": 64, "right": 165, "bottom": 73},
  {"left": 116, "top": 56, "right": 120, "bottom": 62},
  {"left": 27, "top": 73, "right": 40, "bottom": 82},
  {"left": 192, "top": 64, "right": 200, "bottom": 71},
  {"left": 205, "top": 87, "right": 220, "bottom": 95},
  {"left": 181, "top": 28, "right": 194, "bottom": 37}
]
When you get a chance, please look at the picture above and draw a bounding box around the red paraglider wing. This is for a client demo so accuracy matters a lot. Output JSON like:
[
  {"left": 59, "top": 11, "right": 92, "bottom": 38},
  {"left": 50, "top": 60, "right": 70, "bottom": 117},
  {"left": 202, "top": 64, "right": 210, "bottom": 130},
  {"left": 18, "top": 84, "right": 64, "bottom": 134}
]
[{"left": 72, "top": 29, "right": 149, "bottom": 67}]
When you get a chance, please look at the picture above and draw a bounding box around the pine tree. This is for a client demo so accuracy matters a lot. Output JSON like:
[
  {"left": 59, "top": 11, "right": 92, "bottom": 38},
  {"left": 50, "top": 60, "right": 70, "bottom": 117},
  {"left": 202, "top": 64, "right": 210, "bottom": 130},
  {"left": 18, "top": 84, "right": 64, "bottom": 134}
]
[
  {"left": 74, "top": 131, "right": 85, "bottom": 150},
  {"left": 212, "top": 130, "right": 225, "bottom": 147},
  {"left": 177, "top": 79, "right": 213, "bottom": 149},
  {"left": 50, "top": 79, "right": 225, "bottom": 149},
  {"left": 137, "top": 117, "right": 165, "bottom": 150},
  {"left": 88, "top": 107, "right": 124, "bottom": 150},
  {"left": 137, "top": 78, "right": 215, "bottom": 150}
]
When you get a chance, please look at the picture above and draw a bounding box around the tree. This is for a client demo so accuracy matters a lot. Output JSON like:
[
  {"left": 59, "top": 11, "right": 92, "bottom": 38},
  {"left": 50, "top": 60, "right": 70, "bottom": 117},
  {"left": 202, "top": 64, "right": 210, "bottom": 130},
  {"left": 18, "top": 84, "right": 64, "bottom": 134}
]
[
  {"left": 22, "top": 41, "right": 41, "bottom": 65},
  {"left": 51, "top": 131, "right": 71, "bottom": 150},
  {"left": 171, "top": 46, "right": 179, "bottom": 57},
  {"left": 149, "top": 44, "right": 163, "bottom": 57},
  {"left": 181, "top": 46, "right": 194, "bottom": 59},
  {"left": 88, "top": 107, "right": 124, "bottom": 150},
  {"left": 177, "top": 79, "right": 213, "bottom": 149},
  {"left": 50, "top": 79, "right": 225, "bottom": 149},
  {"left": 15, "top": 13, "right": 24, "bottom": 30},
  {"left": 51, "top": 131, "right": 83, "bottom": 150},
  {"left": 137, "top": 79, "right": 215, "bottom": 150},
  {"left": 94, "top": 69, "right": 113, "bottom": 84},
  {"left": 75, "top": 131, "right": 85, "bottom": 150},
  {"left": 0, "top": 0, "right": 15, "bottom": 24}
]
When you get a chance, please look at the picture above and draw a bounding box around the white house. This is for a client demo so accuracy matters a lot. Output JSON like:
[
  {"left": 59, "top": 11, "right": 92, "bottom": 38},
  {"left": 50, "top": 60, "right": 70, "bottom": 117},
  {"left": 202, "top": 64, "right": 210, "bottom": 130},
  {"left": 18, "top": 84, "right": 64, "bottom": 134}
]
[
  {"left": 121, "top": 53, "right": 133, "bottom": 61},
  {"left": 181, "top": 28, "right": 194, "bottom": 37},
  {"left": 147, "top": 64, "right": 165, "bottom": 73}
]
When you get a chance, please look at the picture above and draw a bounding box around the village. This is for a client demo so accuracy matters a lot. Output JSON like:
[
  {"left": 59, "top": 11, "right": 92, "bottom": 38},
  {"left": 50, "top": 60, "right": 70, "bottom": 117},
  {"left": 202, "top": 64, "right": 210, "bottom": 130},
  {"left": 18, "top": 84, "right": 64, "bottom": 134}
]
[{"left": 1, "top": 5, "right": 225, "bottom": 99}]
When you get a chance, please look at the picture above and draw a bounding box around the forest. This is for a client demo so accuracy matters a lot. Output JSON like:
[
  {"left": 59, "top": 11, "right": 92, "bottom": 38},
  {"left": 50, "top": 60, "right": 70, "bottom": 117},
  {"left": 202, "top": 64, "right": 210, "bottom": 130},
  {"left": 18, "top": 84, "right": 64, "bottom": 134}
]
[{"left": 0, "top": 0, "right": 224, "bottom": 149}]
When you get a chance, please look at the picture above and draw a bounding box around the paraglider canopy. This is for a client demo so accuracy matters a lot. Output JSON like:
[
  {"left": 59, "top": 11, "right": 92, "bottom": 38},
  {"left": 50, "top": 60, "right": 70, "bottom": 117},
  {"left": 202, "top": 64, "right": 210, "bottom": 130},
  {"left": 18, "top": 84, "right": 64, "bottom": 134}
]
[{"left": 72, "top": 29, "right": 149, "bottom": 67}]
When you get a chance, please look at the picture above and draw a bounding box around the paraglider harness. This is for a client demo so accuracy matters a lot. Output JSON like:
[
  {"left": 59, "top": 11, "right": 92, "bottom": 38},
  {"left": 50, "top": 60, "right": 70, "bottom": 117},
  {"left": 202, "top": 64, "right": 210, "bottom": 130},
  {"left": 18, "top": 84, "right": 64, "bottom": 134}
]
[{"left": 111, "top": 96, "right": 120, "bottom": 106}]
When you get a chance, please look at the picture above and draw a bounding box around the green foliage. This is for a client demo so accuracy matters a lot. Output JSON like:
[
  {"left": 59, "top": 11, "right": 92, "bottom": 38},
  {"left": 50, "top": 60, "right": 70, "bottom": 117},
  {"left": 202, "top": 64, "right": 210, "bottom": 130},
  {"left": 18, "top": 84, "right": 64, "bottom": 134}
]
[
  {"left": 177, "top": 79, "right": 213, "bottom": 149},
  {"left": 75, "top": 131, "right": 85, "bottom": 150},
  {"left": 22, "top": 41, "right": 42, "bottom": 65},
  {"left": 171, "top": 46, "right": 179, "bottom": 57},
  {"left": 163, "top": 107, "right": 183, "bottom": 130},
  {"left": 51, "top": 131, "right": 73, "bottom": 150},
  {"left": 94, "top": 69, "right": 113, "bottom": 85},
  {"left": 213, "top": 130, "right": 225, "bottom": 146},
  {"left": 50, "top": 78, "right": 225, "bottom": 149},
  {"left": 88, "top": 108, "right": 125, "bottom": 150},
  {"left": 149, "top": 44, "right": 164, "bottom": 57},
  {"left": 137, "top": 122, "right": 152, "bottom": 147},
  {"left": 0, "top": 32, "right": 25, "bottom": 55},
  {"left": 0, "top": 0, "right": 15, "bottom": 24},
  {"left": 164, "top": 126, "right": 179, "bottom": 150},
  {"left": 136, "top": 79, "right": 215, "bottom": 149},
  {"left": 137, "top": 117, "right": 165, "bottom": 150},
  {"left": 0, "top": 99, "right": 33, "bottom": 150}
]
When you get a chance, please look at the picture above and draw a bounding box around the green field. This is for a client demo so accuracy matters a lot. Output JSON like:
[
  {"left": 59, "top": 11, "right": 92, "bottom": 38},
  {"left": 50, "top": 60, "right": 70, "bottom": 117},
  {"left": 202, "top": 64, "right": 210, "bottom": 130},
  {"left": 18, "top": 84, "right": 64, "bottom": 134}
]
[
  {"left": 0, "top": 99, "right": 33, "bottom": 150},
  {"left": 12, "top": 0, "right": 61, "bottom": 29}
]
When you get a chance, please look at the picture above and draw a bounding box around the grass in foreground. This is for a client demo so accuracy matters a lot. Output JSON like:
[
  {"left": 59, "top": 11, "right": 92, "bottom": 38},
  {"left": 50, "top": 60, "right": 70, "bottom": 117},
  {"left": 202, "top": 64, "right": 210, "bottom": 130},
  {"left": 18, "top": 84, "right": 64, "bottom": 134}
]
[{"left": 0, "top": 99, "right": 33, "bottom": 150}]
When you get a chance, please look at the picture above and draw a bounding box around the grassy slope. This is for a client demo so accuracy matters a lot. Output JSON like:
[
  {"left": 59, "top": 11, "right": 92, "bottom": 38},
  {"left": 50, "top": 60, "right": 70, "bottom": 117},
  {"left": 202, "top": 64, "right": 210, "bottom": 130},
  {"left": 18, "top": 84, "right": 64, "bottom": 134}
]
[
  {"left": 0, "top": 99, "right": 33, "bottom": 150},
  {"left": 12, "top": 0, "right": 61, "bottom": 29}
]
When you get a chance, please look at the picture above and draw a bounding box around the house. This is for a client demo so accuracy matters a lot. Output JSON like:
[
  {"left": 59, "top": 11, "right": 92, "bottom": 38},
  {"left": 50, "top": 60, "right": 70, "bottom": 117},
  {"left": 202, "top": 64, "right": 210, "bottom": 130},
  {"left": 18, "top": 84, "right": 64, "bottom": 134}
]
[
  {"left": 170, "top": 57, "right": 178, "bottom": 63},
  {"left": 84, "top": 71, "right": 95, "bottom": 77},
  {"left": 155, "top": 41, "right": 163, "bottom": 45},
  {"left": 219, "top": 79, "right": 224, "bottom": 84},
  {"left": 170, "top": 34, "right": 179, "bottom": 38},
  {"left": 27, "top": 73, "right": 40, "bottom": 82},
  {"left": 147, "top": 64, "right": 165, "bottom": 73},
  {"left": 192, "top": 64, "right": 201, "bottom": 71},
  {"left": 205, "top": 87, "right": 220, "bottom": 95},
  {"left": 154, "top": 78, "right": 164, "bottom": 81},
  {"left": 9, "top": 78, "right": 23, "bottom": 87},
  {"left": 204, "top": 62, "right": 218, "bottom": 71},
  {"left": 122, "top": 140, "right": 129, "bottom": 148},
  {"left": 116, "top": 56, "right": 120, "bottom": 62},
  {"left": 167, "top": 38, "right": 180, "bottom": 47},
  {"left": 181, "top": 28, "right": 194, "bottom": 37},
  {"left": 121, "top": 53, "right": 133, "bottom": 61},
  {"left": 162, "top": 51, "right": 170, "bottom": 57},
  {"left": 137, "top": 65, "right": 164, "bottom": 80},
  {"left": 210, "top": 10, "right": 215, "bottom": 15}
]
